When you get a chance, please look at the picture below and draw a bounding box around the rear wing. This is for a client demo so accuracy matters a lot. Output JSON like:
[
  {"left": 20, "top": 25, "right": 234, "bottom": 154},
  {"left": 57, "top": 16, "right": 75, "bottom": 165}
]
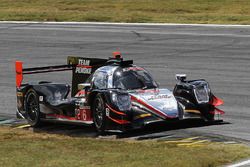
[{"left": 15, "top": 56, "right": 107, "bottom": 96}]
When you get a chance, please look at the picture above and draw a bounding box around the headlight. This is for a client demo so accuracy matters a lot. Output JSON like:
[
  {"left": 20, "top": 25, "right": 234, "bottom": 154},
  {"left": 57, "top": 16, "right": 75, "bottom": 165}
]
[
  {"left": 111, "top": 93, "right": 131, "bottom": 111},
  {"left": 193, "top": 82, "right": 210, "bottom": 104}
]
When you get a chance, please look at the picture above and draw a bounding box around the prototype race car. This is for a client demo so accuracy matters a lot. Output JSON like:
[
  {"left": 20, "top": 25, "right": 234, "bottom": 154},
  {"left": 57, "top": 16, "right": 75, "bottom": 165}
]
[{"left": 15, "top": 52, "right": 224, "bottom": 132}]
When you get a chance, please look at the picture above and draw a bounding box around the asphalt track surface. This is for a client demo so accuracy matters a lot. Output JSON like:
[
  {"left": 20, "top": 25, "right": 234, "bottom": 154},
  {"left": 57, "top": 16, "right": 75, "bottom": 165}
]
[{"left": 0, "top": 22, "right": 249, "bottom": 142}]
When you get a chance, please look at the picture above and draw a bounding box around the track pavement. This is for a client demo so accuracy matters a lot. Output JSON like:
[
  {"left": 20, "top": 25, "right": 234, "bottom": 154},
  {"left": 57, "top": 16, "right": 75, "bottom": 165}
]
[{"left": 0, "top": 22, "right": 249, "bottom": 143}]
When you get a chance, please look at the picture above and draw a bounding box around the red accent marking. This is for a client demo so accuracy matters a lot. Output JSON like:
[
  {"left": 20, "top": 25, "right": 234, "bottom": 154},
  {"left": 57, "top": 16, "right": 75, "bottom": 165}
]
[
  {"left": 76, "top": 65, "right": 92, "bottom": 68},
  {"left": 130, "top": 95, "right": 176, "bottom": 119},
  {"left": 112, "top": 51, "right": 122, "bottom": 58},
  {"left": 107, "top": 116, "right": 130, "bottom": 124},
  {"left": 210, "top": 107, "right": 225, "bottom": 115},
  {"left": 210, "top": 95, "right": 224, "bottom": 106},
  {"left": 126, "top": 67, "right": 144, "bottom": 71},
  {"left": 15, "top": 61, "right": 23, "bottom": 88},
  {"left": 47, "top": 114, "right": 77, "bottom": 120},
  {"left": 75, "top": 90, "right": 86, "bottom": 97},
  {"left": 136, "top": 89, "right": 160, "bottom": 94},
  {"left": 106, "top": 104, "right": 126, "bottom": 116}
]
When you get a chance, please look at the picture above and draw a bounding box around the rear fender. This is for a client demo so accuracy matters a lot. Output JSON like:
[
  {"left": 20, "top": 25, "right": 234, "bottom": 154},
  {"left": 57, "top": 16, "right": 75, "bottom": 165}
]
[
  {"left": 17, "top": 83, "right": 70, "bottom": 117},
  {"left": 16, "top": 85, "right": 33, "bottom": 113}
]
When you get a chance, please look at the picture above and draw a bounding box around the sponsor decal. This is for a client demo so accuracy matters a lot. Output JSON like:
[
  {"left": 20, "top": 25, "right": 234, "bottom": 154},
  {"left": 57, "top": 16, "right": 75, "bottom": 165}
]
[
  {"left": 123, "top": 67, "right": 144, "bottom": 72},
  {"left": 131, "top": 95, "right": 176, "bottom": 119},
  {"left": 75, "top": 59, "right": 92, "bottom": 74},
  {"left": 16, "top": 92, "right": 23, "bottom": 97},
  {"left": 39, "top": 96, "right": 43, "bottom": 102},
  {"left": 79, "top": 59, "right": 90, "bottom": 66},
  {"left": 136, "top": 89, "right": 160, "bottom": 94},
  {"left": 148, "top": 94, "right": 171, "bottom": 101},
  {"left": 105, "top": 108, "right": 110, "bottom": 117}
]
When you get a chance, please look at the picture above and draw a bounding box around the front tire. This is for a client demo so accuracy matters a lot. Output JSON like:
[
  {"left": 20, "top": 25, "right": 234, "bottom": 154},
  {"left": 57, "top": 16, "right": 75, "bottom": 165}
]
[
  {"left": 92, "top": 94, "right": 106, "bottom": 133},
  {"left": 200, "top": 104, "right": 215, "bottom": 121},
  {"left": 25, "top": 89, "right": 42, "bottom": 127}
]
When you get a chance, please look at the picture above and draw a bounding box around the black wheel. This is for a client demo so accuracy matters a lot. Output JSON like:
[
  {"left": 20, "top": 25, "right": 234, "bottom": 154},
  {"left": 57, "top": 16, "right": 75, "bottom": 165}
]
[
  {"left": 92, "top": 94, "right": 106, "bottom": 133},
  {"left": 200, "top": 104, "right": 215, "bottom": 121},
  {"left": 204, "top": 113, "right": 215, "bottom": 121},
  {"left": 25, "top": 89, "right": 41, "bottom": 127}
]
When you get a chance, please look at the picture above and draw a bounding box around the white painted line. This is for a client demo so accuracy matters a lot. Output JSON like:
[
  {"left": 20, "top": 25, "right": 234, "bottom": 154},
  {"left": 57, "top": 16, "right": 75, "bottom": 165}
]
[
  {"left": 0, "top": 21, "right": 250, "bottom": 27},
  {"left": 227, "top": 159, "right": 250, "bottom": 167}
]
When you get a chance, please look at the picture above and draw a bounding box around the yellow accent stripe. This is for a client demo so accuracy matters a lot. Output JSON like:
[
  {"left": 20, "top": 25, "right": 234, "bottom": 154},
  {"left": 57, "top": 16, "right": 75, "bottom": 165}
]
[
  {"left": 184, "top": 110, "right": 201, "bottom": 114},
  {"left": 134, "top": 113, "right": 151, "bottom": 120}
]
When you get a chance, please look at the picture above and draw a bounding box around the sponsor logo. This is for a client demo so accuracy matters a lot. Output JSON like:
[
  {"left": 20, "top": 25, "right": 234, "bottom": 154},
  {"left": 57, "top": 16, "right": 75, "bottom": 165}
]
[
  {"left": 75, "top": 59, "right": 92, "bottom": 74},
  {"left": 123, "top": 67, "right": 144, "bottom": 72},
  {"left": 79, "top": 59, "right": 90, "bottom": 66},
  {"left": 148, "top": 94, "right": 171, "bottom": 101}
]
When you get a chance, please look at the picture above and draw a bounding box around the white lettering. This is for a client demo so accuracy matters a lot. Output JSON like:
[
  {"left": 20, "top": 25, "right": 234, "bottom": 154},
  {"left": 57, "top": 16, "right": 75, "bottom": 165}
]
[
  {"left": 75, "top": 67, "right": 92, "bottom": 74},
  {"left": 106, "top": 108, "right": 110, "bottom": 117},
  {"left": 148, "top": 94, "right": 171, "bottom": 101},
  {"left": 78, "top": 59, "right": 90, "bottom": 65}
]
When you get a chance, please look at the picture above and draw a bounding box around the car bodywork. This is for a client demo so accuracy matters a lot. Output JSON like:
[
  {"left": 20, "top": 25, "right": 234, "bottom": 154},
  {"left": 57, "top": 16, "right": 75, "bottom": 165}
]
[{"left": 15, "top": 54, "right": 224, "bottom": 132}]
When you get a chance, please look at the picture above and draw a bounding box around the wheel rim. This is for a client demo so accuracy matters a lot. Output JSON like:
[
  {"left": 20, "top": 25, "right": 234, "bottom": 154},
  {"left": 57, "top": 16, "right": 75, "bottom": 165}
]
[
  {"left": 26, "top": 93, "right": 39, "bottom": 122},
  {"left": 94, "top": 98, "right": 104, "bottom": 129}
]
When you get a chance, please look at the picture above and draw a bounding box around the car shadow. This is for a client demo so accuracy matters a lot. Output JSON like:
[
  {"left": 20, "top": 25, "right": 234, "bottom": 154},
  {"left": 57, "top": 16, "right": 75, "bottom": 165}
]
[
  {"left": 30, "top": 119, "right": 230, "bottom": 139},
  {"left": 116, "top": 120, "right": 230, "bottom": 139}
]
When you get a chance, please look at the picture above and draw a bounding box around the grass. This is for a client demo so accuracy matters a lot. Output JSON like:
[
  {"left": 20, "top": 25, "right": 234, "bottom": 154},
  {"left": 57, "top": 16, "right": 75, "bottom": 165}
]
[
  {"left": 0, "top": 127, "right": 250, "bottom": 167},
  {"left": 0, "top": 0, "right": 250, "bottom": 24}
]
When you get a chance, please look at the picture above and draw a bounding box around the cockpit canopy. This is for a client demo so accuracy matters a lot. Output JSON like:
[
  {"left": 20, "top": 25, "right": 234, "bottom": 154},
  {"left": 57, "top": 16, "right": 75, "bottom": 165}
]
[
  {"left": 113, "top": 67, "right": 158, "bottom": 90},
  {"left": 88, "top": 66, "right": 158, "bottom": 90}
]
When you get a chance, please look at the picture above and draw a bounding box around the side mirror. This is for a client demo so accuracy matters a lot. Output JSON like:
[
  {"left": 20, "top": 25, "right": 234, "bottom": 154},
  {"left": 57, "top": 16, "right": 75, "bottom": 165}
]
[
  {"left": 78, "top": 83, "right": 91, "bottom": 91},
  {"left": 175, "top": 74, "right": 187, "bottom": 82}
]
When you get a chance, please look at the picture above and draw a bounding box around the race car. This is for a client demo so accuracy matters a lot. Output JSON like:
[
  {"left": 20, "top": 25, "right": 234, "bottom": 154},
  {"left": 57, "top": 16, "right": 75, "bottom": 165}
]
[{"left": 15, "top": 52, "right": 224, "bottom": 132}]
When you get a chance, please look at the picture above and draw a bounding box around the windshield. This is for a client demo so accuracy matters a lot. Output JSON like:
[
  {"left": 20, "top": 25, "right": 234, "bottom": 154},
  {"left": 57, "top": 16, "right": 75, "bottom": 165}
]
[{"left": 113, "top": 67, "right": 158, "bottom": 90}]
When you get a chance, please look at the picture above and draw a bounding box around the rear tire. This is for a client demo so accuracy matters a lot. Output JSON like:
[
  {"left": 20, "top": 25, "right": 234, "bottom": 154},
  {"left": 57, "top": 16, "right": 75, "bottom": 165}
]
[
  {"left": 25, "top": 89, "right": 42, "bottom": 127},
  {"left": 92, "top": 94, "right": 106, "bottom": 133}
]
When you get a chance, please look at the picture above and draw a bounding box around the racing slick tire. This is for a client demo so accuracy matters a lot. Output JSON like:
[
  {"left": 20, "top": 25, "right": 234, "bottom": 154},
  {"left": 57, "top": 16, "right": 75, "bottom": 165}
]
[
  {"left": 200, "top": 104, "right": 215, "bottom": 121},
  {"left": 204, "top": 113, "right": 215, "bottom": 121},
  {"left": 92, "top": 94, "right": 107, "bottom": 133},
  {"left": 24, "top": 88, "right": 42, "bottom": 127}
]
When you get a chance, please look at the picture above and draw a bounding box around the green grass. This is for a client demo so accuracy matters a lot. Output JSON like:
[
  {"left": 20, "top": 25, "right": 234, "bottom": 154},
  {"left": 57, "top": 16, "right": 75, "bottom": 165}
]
[
  {"left": 0, "top": 127, "right": 250, "bottom": 167},
  {"left": 1, "top": 0, "right": 250, "bottom": 24}
]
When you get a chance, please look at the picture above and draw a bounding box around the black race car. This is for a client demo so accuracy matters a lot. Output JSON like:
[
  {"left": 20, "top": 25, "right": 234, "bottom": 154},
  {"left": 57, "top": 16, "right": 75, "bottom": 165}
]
[{"left": 15, "top": 52, "right": 224, "bottom": 132}]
